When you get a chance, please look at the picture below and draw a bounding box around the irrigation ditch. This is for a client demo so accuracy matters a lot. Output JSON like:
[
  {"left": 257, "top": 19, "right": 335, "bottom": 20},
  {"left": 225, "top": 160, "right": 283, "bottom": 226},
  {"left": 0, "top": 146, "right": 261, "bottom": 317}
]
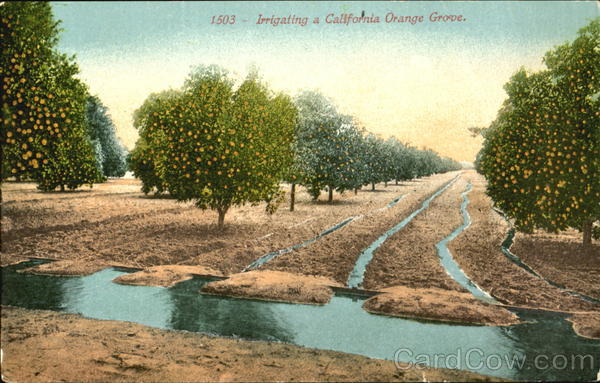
[{"left": 2, "top": 259, "right": 599, "bottom": 381}]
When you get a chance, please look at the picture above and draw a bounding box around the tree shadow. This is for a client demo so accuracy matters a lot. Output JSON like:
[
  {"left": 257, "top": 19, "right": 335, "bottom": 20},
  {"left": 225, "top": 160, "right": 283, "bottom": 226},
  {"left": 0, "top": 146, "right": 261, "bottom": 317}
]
[
  {"left": 310, "top": 199, "right": 362, "bottom": 206},
  {"left": 136, "top": 193, "right": 176, "bottom": 200}
]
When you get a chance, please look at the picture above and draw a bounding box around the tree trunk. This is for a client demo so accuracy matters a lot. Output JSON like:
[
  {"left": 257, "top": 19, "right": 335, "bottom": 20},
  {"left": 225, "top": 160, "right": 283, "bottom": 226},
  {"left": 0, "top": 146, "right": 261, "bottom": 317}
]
[
  {"left": 583, "top": 219, "right": 593, "bottom": 247},
  {"left": 217, "top": 206, "right": 229, "bottom": 230},
  {"left": 354, "top": 188, "right": 358, "bottom": 195},
  {"left": 328, "top": 185, "right": 333, "bottom": 204},
  {"left": 371, "top": 182, "right": 375, "bottom": 191},
  {"left": 395, "top": 179, "right": 398, "bottom": 185},
  {"left": 290, "top": 183, "right": 296, "bottom": 212},
  {"left": 385, "top": 181, "right": 388, "bottom": 187},
  {"left": 60, "top": 185, "right": 65, "bottom": 192}
]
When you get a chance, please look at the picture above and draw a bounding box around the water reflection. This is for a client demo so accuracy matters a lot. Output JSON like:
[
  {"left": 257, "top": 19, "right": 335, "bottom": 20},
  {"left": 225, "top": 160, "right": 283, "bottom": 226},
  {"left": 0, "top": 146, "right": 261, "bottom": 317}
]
[
  {"left": 1, "top": 261, "right": 66, "bottom": 310},
  {"left": 1, "top": 262, "right": 598, "bottom": 381},
  {"left": 167, "top": 277, "right": 295, "bottom": 342}
]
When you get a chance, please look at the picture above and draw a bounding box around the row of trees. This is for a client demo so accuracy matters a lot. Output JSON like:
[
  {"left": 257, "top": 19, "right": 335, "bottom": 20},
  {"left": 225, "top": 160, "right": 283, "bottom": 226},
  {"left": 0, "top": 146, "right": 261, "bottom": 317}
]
[
  {"left": 476, "top": 18, "right": 599, "bottom": 246},
  {"left": 286, "top": 91, "right": 460, "bottom": 208},
  {"left": 129, "top": 67, "right": 461, "bottom": 227},
  {"left": 1, "top": 2, "right": 127, "bottom": 192}
]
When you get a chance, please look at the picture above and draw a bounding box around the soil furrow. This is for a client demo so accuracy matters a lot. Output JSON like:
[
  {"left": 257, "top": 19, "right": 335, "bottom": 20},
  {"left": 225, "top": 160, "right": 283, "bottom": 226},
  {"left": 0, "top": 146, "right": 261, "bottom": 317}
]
[
  {"left": 2, "top": 177, "right": 441, "bottom": 275},
  {"left": 261, "top": 172, "right": 460, "bottom": 284},
  {"left": 361, "top": 177, "right": 468, "bottom": 291},
  {"left": 447, "top": 172, "right": 598, "bottom": 313}
]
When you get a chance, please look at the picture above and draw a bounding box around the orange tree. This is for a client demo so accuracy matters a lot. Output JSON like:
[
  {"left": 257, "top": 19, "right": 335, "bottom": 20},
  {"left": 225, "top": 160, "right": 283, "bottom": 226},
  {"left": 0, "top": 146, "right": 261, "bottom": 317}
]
[
  {"left": 129, "top": 90, "right": 178, "bottom": 195},
  {"left": 292, "top": 91, "right": 363, "bottom": 202},
  {"left": 1, "top": 2, "right": 101, "bottom": 191},
  {"left": 132, "top": 66, "right": 296, "bottom": 228},
  {"left": 479, "top": 18, "right": 599, "bottom": 246}
]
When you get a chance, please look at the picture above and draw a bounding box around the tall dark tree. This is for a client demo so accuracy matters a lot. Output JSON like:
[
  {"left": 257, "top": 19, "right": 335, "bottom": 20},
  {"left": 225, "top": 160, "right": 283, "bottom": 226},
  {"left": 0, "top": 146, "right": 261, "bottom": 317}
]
[{"left": 85, "top": 95, "right": 128, "bottom": 177}]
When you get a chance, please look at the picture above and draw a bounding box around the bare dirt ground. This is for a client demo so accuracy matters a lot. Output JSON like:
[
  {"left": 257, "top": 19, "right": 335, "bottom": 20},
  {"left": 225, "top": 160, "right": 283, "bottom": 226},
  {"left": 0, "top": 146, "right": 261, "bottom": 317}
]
[
  {"left": 448, "top": 172, "right": 599, "bottom": 313},
  {"left": 261, "top": 172, "right": 459, "bottom": 283},
  {"left": 14, "top": 259, "right": 113, "bottom": 276},
  {"left": 1, "top": 176, "right": 451, "bottom": 276},
  {"left": 567, "top": 313, "right": 600, "bottom": 340},
  {"left": 363, "top": 286, "right": 519, "bottom": 326},
  {"left": 113, "top": 265, "right": 223, "bottom": 287},
  {"left": 0, "top": 306, "right": 500, "bottom": 383},
  {"left": 511, "top": 231, "right": 600, "bottom": 300},
  {"left": 201, "top": 270, "right": 340, "bottom": 305},
  {"left": 2, "top": 171, "right": 598, "bottom": 382},
  {"left": 361, "top": 176, "right": 467, "bottom": 291}
]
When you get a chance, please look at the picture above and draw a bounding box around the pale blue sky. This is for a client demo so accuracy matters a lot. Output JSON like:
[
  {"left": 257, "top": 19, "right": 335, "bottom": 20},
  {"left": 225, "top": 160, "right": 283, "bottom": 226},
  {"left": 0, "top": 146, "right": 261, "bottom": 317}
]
[{"left": 52, "top": 1, "right": 598, "bottom": 161}]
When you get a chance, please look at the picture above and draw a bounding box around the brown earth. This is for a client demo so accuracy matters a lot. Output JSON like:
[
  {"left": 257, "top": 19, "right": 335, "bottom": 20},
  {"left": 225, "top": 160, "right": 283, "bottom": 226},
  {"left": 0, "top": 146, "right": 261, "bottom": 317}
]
[
  {"left": 511, "top": 231, "right": 600, "bottom": 300},
  {"left": 113, "top": 265, "right": 224, "bottom": 287},
  {"left": 1, "top": 175, "right": 455, "bottom": 276},
  {"left": 363, "top": 286, "right": 520, "bottom": 326},
  {"left": 201, "top": 270, "right": 340, "bottom": 305},
  {"left": 567, "top": 313, "right": 600, "bottom": 340},
  {"left": 362, "top": 176, "right": 468, "bottom": 291},
  {"left": 448, "top": 171, "right": 598, "bottom": 313},
  {"left": 261, "top": 173, "right": 460, "bottom": 284},
  {"left": 18, "top": 259, "right": 111, "bottom": 276},
  {"left": 0, "top": 306, "right": 501, "bottom": 383}
]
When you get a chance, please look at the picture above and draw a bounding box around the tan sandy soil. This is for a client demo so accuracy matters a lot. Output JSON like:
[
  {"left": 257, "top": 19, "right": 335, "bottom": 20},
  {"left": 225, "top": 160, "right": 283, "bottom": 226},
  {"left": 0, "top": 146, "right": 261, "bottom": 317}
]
[
  {"left": 0, "top": 306, "right": 500, "bottom": 383},
  {"left": 362, "top": 177, "right": 468, "bottom": 291},
  {"left": 1, "top": 179, "right": 142, "bottom": 203},
  {"left": 567, "top": 313, "right": 600, "bottom": 340},
  {"left": 201, "top": 270, "right": 341, "bottom": 305},
  {"left": 113, "top": 265, "right": 224, "bottom": 287},
  {"left": 363, "top": 286, "right": 520, "bottom": 326},
  {"left": 1, "top": 176, "right": 450, "bottom": 276},
  {"left": 448, "top": 171, "right": 598, "bottom": 313},
  {"left": 18, "top": 259, "right": 111, "bottom": 276},
  {"left": 0, "top": 253, "right": 30, "bottom": 267},
  {"left": 511, "top": 232, "right": 600, "bottom": 300},
  {"left": 261, "top": 172, "right": 460, "bottom": 284}
]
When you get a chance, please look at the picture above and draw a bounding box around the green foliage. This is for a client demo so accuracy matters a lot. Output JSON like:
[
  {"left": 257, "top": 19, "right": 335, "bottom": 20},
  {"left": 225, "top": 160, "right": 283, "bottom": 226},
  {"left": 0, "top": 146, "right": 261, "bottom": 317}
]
[
  {"left": 1, "top": 2, "right": 102, "bottom": 190},
  {"left": 478, "top": 18, "right": 599, "bottom": 243},
  {"left": 131, "top": 66, "right": 296, "bottom": 227},
  {"left": 286, "top": 91, "right": 460, "bottom": 200},
  {"left": 128, "top": 138, "right": 166, "bottom": 195},
  {"left": 291, "top": 91, "right": 358, "bottom": 196},
  {"left": 85, "top": 95, "right": 128, "bottom": 177}
]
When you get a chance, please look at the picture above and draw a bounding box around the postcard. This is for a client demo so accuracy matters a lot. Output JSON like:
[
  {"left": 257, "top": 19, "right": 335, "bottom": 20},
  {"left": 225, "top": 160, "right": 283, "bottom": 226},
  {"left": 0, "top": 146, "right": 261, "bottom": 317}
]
[{"left": 1, "top": 1, "right": 598, "bottom": 382}]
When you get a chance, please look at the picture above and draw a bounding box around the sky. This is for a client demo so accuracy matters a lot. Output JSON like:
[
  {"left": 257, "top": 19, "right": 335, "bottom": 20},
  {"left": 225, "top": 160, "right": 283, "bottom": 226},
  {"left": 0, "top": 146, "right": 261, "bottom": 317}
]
[{"left": 52, "top": 1, "right": 598, "bottom": 162}]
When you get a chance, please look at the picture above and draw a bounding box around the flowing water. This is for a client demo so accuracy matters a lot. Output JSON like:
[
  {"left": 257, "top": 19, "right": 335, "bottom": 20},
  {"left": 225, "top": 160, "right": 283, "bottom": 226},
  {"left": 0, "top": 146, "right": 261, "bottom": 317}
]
[
  {"left": 245, "top": 191, "right": 408, "bottom": 271},
  {"left": 244, "top": 216, "right": 358, "bottom": 271},
  {"left": 347, "top": 175, "right": 460, "bottom": 288},
  {"left": 436, "top": 182, "right": 496, "bottom": 303},
  {"left": 2, "top": 260, "right": 599, "bottom": 381}
]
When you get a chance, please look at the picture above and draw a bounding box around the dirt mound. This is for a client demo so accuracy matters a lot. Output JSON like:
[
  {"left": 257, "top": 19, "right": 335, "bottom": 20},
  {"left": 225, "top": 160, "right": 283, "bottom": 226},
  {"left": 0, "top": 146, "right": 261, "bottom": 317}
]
[
  {"left": 567, "top": 313, "right": 600, "bottom": 340},
  {"left": 363, "top": 286, "right": 520, "bottom": 326},
  {"left": 201, "top": 270, "right": 341, "bottom": 305},
  {"left": 0, "top": 253, "right": 29, "bottom": 267},
  {"left": 113, "top": 265, "right": 223, "bottom": 287},
  {"left": 19, "top": 259, "right": 109, "bottom": 276}
]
